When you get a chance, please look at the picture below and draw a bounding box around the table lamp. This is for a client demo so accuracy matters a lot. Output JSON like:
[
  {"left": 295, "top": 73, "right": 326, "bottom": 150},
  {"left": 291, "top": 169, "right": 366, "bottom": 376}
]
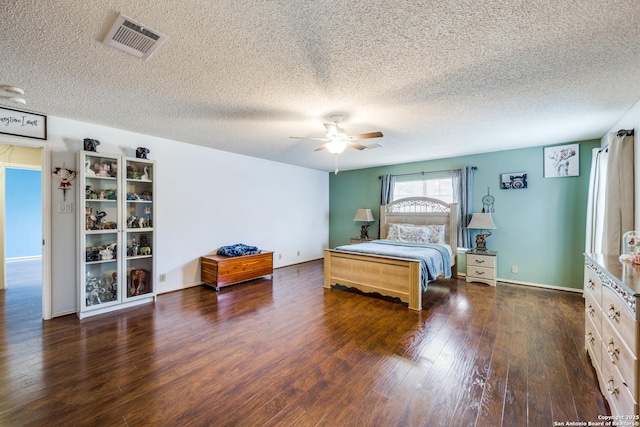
[
  {"left": 353, "top": 208, "right": 375, "bottom": 239},
  {"left": 467, "top": 213, "right": 497, "bottom": 252}
]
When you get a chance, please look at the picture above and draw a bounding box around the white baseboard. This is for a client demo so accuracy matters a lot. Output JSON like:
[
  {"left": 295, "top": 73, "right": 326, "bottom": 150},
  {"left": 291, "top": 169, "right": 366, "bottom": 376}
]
[
  {"left": 497, "top": 277, "right": 582, "bottom": 293},
  {"left": 458, "top": 273, "right": 582, "bottom": 293}
]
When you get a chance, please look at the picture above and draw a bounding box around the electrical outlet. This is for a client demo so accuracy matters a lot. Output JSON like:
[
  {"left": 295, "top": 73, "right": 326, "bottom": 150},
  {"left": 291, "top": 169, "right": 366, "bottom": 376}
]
[
  {"left": 511, "top": 266, "right": 518, "bottom": 274},
  {"left": 279, "top": 253, "right": 282, "bottom": 260},
  {"left": 159, "top": 273, "right": 166, "bottom": 282},
  {"left": 297, "top": 251, "right": 300, "bottom": 256}
]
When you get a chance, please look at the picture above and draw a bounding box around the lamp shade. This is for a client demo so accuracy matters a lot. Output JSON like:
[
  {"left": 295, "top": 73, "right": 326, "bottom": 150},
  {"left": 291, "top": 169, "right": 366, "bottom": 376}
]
[
  {"left": 353, "top": 208, "right": 375, "bottom": 222},
  {"left": 467, "top": 213, "right": 497, "bottom": 229}
]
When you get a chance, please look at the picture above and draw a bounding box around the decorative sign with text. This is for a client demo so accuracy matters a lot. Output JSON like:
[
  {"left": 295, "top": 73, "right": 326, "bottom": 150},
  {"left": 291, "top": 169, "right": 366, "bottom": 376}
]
[{"left": 0, "top": 106, "right": 47, "bottom": 140}]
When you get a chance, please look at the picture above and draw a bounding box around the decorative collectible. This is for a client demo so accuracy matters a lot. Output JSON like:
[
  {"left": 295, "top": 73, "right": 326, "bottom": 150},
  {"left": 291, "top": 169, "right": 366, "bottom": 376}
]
[
  {"left": 129, "top": 269, "right": 149, "bottom": 296},
  {"left": 136, "top": 147, "right": 150, "bottom": 159},
  {"left": 83, "top": 138, "right": 100, "bottom": 152},
  {"left": 141, "top": 166, "right": 151, "bottom": 181},
  {"left": 481, "top": 188, "right": 495, "bottom": 213},
  {"left": 51, "top": 163, "right": 76, "bottom": 201}
]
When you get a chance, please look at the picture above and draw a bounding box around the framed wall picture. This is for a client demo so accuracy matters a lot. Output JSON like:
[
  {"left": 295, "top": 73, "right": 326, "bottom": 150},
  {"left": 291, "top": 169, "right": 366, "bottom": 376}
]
[
  {"left": 0, "top": 106, "right": 47, "bottom": 140},
  {"left": 501, "top": 172, "right": 527, "bottom": 189},
  {"left": 544, "top": 143, "right": 579, "bottom": 177}
]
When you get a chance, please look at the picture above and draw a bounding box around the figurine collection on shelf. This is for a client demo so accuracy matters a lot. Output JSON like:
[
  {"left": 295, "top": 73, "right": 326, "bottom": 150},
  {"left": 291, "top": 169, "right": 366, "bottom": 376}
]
[
  {"left": 127, "top": 164, "right": 152, "bottom": 181},
  {"left": 85, "top": 271, "right": 117, "bottom": 306},
  {"left": 127, "top": 234, "right": 151, "bottom": 257},
  {"left": 85, "top": 206, "right": 116, "bottom": 230},
  {"left": 127, "top": 191, "right": 152, "bottom": 200},
  {"left": 81, "top": 146, "right": 155, "bottom": 312},
  {"left": 86, "top": 242, "right": 117, "bottom": 263},
  {"left": 85, "top": 159, "right": 118, "bottom": 178},
  {"left": 86, "top": 185, "right": 117, "bottom": 200}
]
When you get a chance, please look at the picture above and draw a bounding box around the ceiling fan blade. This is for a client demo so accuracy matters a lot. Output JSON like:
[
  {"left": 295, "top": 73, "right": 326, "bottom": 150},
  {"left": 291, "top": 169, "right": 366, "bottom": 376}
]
[
  {"left": 348, "top": 131, "right": 383, "bottom": 140},
  {"left": 348, "top": 142, "right": 368, "bottom": 150},
  {"left": 290, "top": 136, "right": 330, "bottom": 142}
]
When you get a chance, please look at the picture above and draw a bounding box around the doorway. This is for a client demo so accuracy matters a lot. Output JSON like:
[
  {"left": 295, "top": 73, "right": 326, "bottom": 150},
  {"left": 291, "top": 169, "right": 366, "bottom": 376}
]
[{"left": 0, "top": 145, "right": 43, "bottom": 319}]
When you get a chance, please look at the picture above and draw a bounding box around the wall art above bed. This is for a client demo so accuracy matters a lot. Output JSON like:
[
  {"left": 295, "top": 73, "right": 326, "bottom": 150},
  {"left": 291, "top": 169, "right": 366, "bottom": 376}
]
[
  {"left": 544, "top": 143, "right": 579, "bottom": 178},
  {"left": 501, "top": 172, "right": 527, "bottom": 189}
]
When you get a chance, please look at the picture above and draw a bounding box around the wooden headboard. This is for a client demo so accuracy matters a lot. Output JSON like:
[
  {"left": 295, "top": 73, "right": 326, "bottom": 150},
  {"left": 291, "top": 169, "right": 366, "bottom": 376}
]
[{"left": 380, "top": 197, "right": 458, "bottom": 250}]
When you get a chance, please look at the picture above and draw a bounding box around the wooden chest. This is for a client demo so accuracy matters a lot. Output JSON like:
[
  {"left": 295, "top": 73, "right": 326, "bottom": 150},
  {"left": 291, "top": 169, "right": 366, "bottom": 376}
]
[{"left": 201, "top": 251, "right": 273, "bottom": 290}]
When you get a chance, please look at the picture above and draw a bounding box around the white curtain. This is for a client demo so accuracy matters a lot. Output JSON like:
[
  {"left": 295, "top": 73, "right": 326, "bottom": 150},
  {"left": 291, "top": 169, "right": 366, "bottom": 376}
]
[
  {"left": 586, "top": 131, "right": 634, "bottom": 255},
  {"left": 602, "top": 133, "right": 635, "bottom": 255},
  {"left": 585, "top": 147, "right": 608, "bottom": 253}
]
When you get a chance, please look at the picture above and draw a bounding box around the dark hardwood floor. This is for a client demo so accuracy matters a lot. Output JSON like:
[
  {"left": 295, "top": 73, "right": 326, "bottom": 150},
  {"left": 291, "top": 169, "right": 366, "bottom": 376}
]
[{"left": 0, "top": 259, "right": 608, "bottom": 426}]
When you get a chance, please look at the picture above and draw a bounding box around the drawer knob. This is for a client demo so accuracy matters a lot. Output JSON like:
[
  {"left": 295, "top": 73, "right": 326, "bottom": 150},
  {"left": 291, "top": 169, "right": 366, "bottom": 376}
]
[
  {"left": 586, "top": 279, "right": 595, "bottom": 290},
  {"left": 608, "top": 304, "right": 620, "bottom": 321},
  {"left": 474, "top": 259, "right": 485, "bottom": 264},
  {"left": 585, "top": 305, "right": 595, "bottom": 316},
  {"left": 607, "top": 339, "right": 620, "bottom": 358},
  {"left": 475, "top": 271, "right": 485, "bottom": 275},
  {"left": 585, "top": 332, "right": 595, "bottom": 345},
  {"left": 607, "top": 376, "right": 619, "bottom": 395}
]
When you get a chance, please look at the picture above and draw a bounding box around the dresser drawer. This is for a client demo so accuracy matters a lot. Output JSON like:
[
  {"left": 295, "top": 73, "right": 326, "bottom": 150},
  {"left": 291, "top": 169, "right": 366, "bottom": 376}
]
[
  {"left": 602, "top": 285, "right": 638, "bottom": 348},
  {"left": 585, "top": 308, "right": 602, "bottom": 369},
  {"left": 585, "top": 292, "right": 601, "bottom": 332},
  {"left": 467, "top": 254, "right": 496, "bottom": 269},
  {"left": 467, "top": 265, "right": 495, "bottom": 279},
  {"left": 600, "top": 342, "right": 637, "bottom": 417},
  {"left": 584, "top": 265, "right": 602, "bottom": 307},
  {"left": 602, "top": 313, "right": 638, "bottom": 395}
]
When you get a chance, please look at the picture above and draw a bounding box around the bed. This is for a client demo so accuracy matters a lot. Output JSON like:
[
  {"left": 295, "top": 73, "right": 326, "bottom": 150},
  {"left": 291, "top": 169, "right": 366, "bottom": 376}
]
[{"left": 324, "top": 197, "right": 458, "bottom": 311}]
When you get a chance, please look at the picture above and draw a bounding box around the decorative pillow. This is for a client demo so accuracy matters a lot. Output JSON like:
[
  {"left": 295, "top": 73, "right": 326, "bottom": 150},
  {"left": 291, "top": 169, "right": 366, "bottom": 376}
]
[
  {"left": 386, "top": 223, "right": 403, "bottom": 241},
  {"left": 397, "top": 225, "right": 429, "bottom": 243},
  {"left": 386, "top": 223, "right": 446, "bottom": 244},
  {"left": 426, "top": 225, "right": 446, "bottom": 244}
]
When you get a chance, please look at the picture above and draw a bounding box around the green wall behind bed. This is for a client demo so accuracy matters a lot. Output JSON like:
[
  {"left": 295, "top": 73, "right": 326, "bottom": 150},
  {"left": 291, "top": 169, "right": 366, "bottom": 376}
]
[{"left": 329, "top": 139, "right": 600, "bottom": 290}]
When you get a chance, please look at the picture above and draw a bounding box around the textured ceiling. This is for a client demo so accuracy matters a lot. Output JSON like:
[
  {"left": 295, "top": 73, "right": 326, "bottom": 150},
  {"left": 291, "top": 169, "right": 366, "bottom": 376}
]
[{"left": 2, "top": 1, "right": 640, "bottom": 172}]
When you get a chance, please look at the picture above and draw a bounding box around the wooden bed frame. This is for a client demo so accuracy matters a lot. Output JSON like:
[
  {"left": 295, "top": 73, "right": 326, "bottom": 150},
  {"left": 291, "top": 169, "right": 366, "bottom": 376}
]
[{"left": 324, "top": 197, "right": 458, "bottom": 311}]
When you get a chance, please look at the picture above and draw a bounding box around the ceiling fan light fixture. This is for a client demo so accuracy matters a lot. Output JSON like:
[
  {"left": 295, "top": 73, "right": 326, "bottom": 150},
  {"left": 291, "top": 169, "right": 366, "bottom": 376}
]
[
  {"left": 0, "top": 85, "right": 26, "bottom": 105},
  {"left": 325, "top": 139, "right": 347, "bottom": 154}
]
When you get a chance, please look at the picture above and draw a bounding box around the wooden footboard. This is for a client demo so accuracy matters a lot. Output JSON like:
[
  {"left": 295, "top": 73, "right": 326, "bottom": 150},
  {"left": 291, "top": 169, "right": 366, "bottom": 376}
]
[{"left": 323, "top": 249, "right": 422, "bottom": 311}]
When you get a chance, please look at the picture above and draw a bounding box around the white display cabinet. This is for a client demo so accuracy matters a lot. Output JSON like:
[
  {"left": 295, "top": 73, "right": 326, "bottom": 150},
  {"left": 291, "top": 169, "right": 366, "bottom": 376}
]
[{"left": 78, "top": 151, "right": 156, "bottom": 319}]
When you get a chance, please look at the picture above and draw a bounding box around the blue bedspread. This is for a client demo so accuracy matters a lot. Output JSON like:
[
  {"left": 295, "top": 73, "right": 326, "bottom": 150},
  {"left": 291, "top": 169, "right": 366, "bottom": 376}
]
[{"left": 333, "top": 240, "right": 452, "bottom": 291}]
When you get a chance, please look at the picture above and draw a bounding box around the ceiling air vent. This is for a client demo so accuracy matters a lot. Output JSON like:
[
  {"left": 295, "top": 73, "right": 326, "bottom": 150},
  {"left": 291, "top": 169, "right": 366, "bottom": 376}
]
[{"left": 102, "top": 14, "right": 167, "bottom": 60}]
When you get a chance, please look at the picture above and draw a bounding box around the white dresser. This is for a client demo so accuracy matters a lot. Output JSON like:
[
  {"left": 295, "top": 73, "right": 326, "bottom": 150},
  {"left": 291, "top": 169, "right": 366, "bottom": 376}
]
[{"left": 584, "top": 254, "right": 640, "bottom": 417}]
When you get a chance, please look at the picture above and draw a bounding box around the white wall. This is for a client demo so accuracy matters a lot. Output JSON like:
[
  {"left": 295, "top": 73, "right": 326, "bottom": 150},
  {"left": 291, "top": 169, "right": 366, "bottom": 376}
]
[
  {"left": 45, "top": 116, "right": 328, "bottom": 316},
  {"left": 605, "top": 97, "right": 640, "bottom": 229}
]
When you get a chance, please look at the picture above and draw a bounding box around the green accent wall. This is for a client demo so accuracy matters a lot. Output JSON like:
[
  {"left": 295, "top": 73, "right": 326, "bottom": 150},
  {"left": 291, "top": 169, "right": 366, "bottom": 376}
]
[{"left": 329, "top": 139, "right": 600, "bottom": 290}]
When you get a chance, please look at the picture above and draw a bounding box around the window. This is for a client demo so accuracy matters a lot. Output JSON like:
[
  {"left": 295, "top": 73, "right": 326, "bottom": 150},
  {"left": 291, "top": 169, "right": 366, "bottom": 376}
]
[{"left": 393, "top": 176, "right": 453, "bottom": 203}]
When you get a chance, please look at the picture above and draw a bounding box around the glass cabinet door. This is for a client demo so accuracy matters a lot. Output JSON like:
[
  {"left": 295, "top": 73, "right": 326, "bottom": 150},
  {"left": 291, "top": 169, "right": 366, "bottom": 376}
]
[
  {"left": 81, "top": 152, "right": 122, "bottom": 311},
  {"left": 124, "top": 157, "right": 155, "bottom": 299}
]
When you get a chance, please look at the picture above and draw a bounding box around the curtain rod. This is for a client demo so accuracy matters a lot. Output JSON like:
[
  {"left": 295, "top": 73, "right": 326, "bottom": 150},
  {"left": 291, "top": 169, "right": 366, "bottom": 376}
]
[
  {"left": 617, "top": 129, "right": 634, "bottom": 137},
  {"left": 378, "top": 166, "right": 477, "bottom": 179}
]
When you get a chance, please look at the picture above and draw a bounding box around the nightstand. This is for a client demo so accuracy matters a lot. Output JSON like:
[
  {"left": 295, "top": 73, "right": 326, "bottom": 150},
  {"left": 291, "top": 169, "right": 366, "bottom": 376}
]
[
  {"left": 466, "top": 250, "right": 497, "bottom": 286},
  {"left": 350, "top": 237, "right": 372, "bottom": 244}
]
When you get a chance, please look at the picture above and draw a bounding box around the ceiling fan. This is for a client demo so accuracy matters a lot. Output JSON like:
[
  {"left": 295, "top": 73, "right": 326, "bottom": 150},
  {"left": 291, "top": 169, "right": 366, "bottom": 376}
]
[{"left": 290, "top": 114, "right": 384, "bottom": 174}]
